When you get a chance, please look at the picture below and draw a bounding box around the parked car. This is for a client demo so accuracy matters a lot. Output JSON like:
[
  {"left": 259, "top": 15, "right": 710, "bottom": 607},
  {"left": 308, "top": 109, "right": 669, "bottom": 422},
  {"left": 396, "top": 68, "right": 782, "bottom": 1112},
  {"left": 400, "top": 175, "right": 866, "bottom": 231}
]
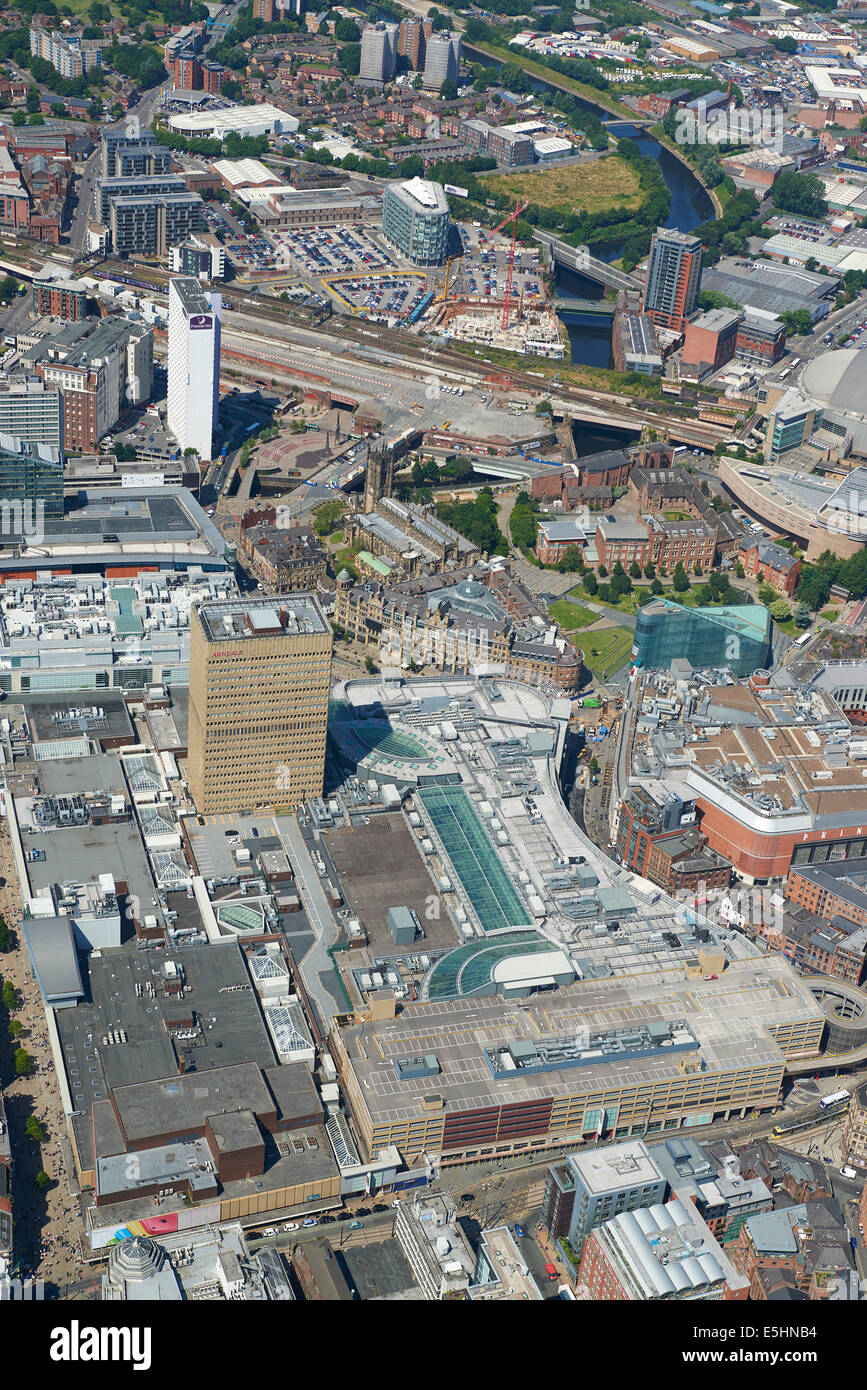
[
  {"left": 301, "top": 1217, "right": 318, "bottom": 1228},
  {"left": 283, "top": 1222, "right": 299, "bottom": 1232}
]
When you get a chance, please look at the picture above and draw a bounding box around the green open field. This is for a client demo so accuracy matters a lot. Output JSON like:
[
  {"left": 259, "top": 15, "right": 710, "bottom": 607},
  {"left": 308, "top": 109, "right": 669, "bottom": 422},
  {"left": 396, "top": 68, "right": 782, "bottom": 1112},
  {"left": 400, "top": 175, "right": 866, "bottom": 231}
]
[
  {"left": 479, "top": 157, "right": 642, "bottom": 216},
  {"left": 581, "top": 626, "right": 634, "bottom": 680},
  {"left": 547, "top": 599, "right": 598, "bottom": 631}
]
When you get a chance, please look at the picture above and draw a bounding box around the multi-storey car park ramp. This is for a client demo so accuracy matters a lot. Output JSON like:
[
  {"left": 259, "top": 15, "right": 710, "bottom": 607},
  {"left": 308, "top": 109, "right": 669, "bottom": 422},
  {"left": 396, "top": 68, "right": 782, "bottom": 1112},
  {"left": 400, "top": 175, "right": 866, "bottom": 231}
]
[{"left": 786, "top": 975, "right": 867, "bottom": 1072}]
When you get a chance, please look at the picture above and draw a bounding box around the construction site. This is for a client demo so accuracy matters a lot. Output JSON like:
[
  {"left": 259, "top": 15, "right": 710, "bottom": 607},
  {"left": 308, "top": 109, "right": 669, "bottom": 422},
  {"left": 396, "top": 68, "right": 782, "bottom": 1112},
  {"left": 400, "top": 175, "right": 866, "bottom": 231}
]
[
  {"left": 424, "top": 200, "right": 565, "bottom": 358},
  {"left": 431, "top": 296, "right": 565, "bottom": 358}
]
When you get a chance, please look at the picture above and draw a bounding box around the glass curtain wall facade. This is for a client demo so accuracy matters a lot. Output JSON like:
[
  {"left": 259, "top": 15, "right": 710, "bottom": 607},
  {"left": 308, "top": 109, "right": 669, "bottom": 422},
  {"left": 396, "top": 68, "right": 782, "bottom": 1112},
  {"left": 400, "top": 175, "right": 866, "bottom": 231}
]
[{"left": 632, "top": 600, "right": 772, "bottom": 677}]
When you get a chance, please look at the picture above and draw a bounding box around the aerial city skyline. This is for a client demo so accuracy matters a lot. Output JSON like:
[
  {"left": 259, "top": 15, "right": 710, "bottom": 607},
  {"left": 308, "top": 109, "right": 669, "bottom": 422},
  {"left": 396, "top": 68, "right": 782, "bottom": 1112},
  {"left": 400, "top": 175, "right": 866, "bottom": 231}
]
[{"left": 0, "top": 0, "right": 865, "bottom": 1352}]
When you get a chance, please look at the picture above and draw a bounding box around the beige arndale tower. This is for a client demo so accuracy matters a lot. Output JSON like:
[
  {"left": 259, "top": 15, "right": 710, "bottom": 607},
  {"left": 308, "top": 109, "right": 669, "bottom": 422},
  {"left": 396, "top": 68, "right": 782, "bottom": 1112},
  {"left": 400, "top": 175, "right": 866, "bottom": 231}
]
[{"left": 188, "top": 595, "right": 333, "bottom": 814}]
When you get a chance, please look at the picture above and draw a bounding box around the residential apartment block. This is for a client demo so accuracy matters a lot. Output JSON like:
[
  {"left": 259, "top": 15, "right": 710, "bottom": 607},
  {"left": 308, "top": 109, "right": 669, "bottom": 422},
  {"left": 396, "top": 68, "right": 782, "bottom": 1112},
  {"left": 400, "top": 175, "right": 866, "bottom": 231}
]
[
  {"left": 642, "top": 228, "right": 703, "bottom": 334},
  {"left": 30, "top": 26, "right": 103, "bottom": 79},
  {"left": 579, "top": 1196, "right": 750, "bottom": 1300},
  {"left": 109, "top": 192, "right": 205, "bottom": 258},
  {"left": 100, "top": 130, "right": 172, "bottom": 180},
  {"left": 0, "top": 380, "right": 63, "bottom": 451},
  {"left": 32, "top": 267, "right": 87, "bottom": 322},
  {"left": 398, "top": 17, "right": 432, "bottom": 69}
]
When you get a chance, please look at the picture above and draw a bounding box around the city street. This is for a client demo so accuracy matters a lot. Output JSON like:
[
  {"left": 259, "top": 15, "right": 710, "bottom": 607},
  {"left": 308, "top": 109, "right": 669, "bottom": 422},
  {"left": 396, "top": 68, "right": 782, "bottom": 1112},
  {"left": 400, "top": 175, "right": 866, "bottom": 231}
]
[
  {"left": 65, "top": 146, "right": 100, "bottom": 251},
  {"left": 0, "top": 826, "right": 89, "bottom": 1291}
]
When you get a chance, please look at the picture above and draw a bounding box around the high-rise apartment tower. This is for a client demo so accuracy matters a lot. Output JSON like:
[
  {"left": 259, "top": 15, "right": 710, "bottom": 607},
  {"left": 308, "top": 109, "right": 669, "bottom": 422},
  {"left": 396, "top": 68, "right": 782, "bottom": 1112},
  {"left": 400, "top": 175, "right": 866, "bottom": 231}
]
[{"left": 641, "top": 228, "right": 703, "bottom": 334}]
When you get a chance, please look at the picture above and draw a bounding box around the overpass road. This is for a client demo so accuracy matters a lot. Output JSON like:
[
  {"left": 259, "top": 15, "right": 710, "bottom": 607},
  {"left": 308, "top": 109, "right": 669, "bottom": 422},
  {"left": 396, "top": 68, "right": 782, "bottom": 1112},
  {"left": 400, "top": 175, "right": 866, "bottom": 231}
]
[{"left": 534, "top": 231, "right": 643, "bottom": 292}]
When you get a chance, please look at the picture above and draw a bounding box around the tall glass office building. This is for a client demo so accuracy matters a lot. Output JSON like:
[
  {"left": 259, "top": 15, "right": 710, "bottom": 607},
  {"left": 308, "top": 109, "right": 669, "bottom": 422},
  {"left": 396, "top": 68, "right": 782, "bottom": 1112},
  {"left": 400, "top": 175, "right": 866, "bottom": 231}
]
[
  {"left": 0, "top": 432, "right": 63, "bottom": 522},
  {"left": 381, "top": 178, "right": 450, "bottom": 267},
  {"left": 632, "top": 599, "right": 772, "bottom": 677}
]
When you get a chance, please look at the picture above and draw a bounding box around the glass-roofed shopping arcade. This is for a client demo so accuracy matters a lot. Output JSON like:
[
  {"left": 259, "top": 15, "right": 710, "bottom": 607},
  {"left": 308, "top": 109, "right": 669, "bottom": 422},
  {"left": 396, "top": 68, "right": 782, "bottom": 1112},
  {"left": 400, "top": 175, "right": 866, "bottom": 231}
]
[{"left": 417, "top": 785, "right": 531, "bottom": 934}]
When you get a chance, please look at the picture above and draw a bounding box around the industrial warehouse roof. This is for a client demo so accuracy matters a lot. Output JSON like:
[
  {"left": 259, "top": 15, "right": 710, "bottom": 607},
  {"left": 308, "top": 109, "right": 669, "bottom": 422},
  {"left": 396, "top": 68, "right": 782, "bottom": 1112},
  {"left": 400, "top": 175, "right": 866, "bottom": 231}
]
[
  {"left": 211, "top": 157, "right": 277, "bottom": 187},
  {"left": 702, "top": 255, "right": 839, "bottom": 318},
  {"left": 167, "top": 103, "right": 298, "bottom": 137}
]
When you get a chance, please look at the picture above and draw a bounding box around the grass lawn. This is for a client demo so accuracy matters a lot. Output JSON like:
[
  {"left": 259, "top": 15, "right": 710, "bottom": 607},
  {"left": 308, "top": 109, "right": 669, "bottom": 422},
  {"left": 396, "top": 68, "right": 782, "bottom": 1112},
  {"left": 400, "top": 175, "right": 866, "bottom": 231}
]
[
  {"left": 568, "top": 582, "right": 641, "bottom": 616},
  {"left": 334, "top": 543, "right": 362, "bottom": 573},
  {"left": 663, "top": 511, "right": 690, "bottom": 521},
  {"left": 547, "top": 599, "right": 598, "bottom": 630},
  {"left": 479, "top": 157, "right": 642, "bottom": 217},
  {"left": 821, "top": 608, "right": 841, "bottom": 621},
  {"left": 581, "top": 626, "right": 634, "bottom": 680}
]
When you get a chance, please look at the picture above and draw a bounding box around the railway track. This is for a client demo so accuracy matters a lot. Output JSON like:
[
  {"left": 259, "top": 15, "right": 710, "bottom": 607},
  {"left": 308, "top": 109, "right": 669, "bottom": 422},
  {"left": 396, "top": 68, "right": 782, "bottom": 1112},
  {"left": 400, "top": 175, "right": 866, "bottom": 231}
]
[{"left": 107, "top": 262, "right": 729, "bottom": 446}]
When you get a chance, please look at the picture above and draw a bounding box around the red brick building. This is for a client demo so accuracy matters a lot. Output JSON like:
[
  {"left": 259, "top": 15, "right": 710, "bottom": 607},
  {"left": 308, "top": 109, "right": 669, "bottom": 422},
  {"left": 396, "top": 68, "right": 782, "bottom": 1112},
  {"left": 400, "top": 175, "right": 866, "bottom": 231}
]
[
  {"left": 738, "top": 538, "right": 801, "bottom": 596},
  {"left": 530, "top": 449, "right": 631, "bottom": 504},
  {"left": 635, "top": 86, "right": 691, "bottom": 117},
  {"left": 579, "top": 1200, "right": 750, "bottom": 1300},
  {"left": 594, "top": 514, "right": 716, "bottom": 576},
  {"left": 173, "top": 51, "right": 223, "bottom": 93},
  {"left": 536, "top": 518, "right": 587, "bottom": 565},
  {"left": 594, "top": 518, "right": 649, "bottom": 570},
  {"left": 786, "top": 862, "right": 867, "bottom": 930},
  {"left": 646, "top": 514, "right": 717, "bottom": 573},
  {"left": 642, "top": 229, "right": 703, "bottom": 335},
  {"left": 398, "top": 16, "right": 432, "bottom": 69},
  {"left": 32, "top": 272, "right": 87, "bottom": 321},
  {"left": 681, "top": 308, "right": 739, "bottom": 379},
  {"left": 735, "top": 313, "right": 786, "bottom": 365},
  {"left": 615, "top": 785, "right": 731, "bottom": 891}
]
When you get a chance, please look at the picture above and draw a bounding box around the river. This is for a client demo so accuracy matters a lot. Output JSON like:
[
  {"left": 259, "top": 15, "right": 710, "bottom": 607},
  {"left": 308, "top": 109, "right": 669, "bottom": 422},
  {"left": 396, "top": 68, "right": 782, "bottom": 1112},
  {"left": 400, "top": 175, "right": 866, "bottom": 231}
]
[
  {"left": 556, "top": 120, "right": 714, "bottom": 366},
  {"left": 462, "top": 48, "right": 715, "bottom": 368}
]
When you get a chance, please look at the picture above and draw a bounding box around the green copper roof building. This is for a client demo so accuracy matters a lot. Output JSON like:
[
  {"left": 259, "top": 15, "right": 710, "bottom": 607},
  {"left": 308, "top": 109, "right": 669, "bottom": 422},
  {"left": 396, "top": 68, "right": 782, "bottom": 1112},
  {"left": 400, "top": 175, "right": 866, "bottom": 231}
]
[{"left": 632, "top": 599, "right": 772, "bottom": 677}]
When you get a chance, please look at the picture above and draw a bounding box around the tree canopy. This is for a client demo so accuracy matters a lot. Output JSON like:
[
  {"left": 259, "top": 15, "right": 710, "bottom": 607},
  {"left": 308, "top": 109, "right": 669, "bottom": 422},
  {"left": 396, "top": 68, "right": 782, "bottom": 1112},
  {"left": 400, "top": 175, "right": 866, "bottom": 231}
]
[{"left": 772, "top": 170, "right": 827, "bottom": 220}]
